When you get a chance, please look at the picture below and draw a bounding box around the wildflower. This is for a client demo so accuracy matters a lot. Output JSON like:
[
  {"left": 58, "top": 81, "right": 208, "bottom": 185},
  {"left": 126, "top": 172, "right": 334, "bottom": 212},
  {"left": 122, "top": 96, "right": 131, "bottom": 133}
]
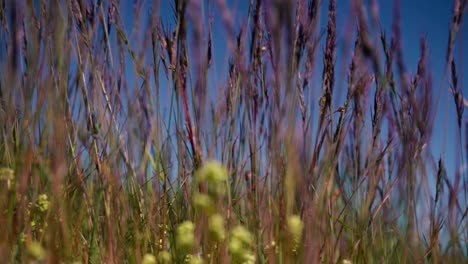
[
  {"left": 264, "top": 240, "right": 277, "bottom": 251},
  {"left": 193, "top": 193, "right": 215, "bottom": 215},
  {"left": 27, "top": 241, "right": 46, "bottom": 260},
  {"left": 176, "top": 221, "right": 195, "bottom": 250},
  {"left": 19, "top": 232, "right": 26, "bottom": 244},
  {"left": 195, "top": 161, "right": 228, "bottom": 197},
  {"left": 208, "top": 214, "right": 226, "bottom": 242},
  {"left": 240, "top": 253, "right": 255, "bottom": 264},
  {"left": 142, "top": 254, "right": 156, "bottom": 264},
  {"left": 287, "top": 214, "right": 304, "bottom": 242},
  {"left": 37, "top": 194, "right": 50, "bottom": 213},
  {"left": 187, "top": 254, "right": 204, "bottom": 264},
  {"left": 0, "top": 167, "right": 14, "bottom": 190},
  {"left": 0, "top": 167, "right": 14, "bottom": 180},
  {"left": 231, "top": 226, "right": 253, "bottom": 245},
  {"left": 229, "top": 225, "right": 255, "bottom": 264},
  {"left": 157, "top": 251, "right": 172, "bottom": 264}
]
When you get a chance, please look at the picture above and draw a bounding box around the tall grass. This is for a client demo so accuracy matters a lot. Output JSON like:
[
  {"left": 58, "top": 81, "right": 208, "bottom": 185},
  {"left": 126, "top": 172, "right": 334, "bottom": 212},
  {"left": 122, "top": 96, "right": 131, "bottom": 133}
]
[{"left": 0, "top": 0, "right": 467, "bottom": 263}]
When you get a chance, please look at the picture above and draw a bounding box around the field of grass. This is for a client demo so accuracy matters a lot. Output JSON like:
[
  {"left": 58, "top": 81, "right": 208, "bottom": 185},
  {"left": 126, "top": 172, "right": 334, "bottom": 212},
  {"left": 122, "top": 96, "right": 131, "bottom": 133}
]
[{"left": 0, "top": 0, "right": 467, "bottom": 263}]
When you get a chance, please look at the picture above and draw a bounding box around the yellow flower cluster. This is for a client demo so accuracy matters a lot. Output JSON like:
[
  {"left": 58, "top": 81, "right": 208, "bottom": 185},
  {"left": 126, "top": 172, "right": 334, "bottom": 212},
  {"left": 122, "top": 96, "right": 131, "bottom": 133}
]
[
  {"left": 229, "top": 226, "right": 255, "bottom": 264},
  {"left": 193, "top": 161, "right": 227, "bottom": 243},
  {"left": 208, "top": 214, "right": 226, "bottom": 242},
  {"left": 287, "top": 214, "right": 304, "bottom": 243},
  {"left": 0, "top": 167, "right": 14, "bottom": 190},
  {"left": 194, "top": 161, "right": 228, "bottom": 197},
  {"left": 176, "top": 221, "right": 195, "bottom": 250},
  {"left": 157, "top": 251, "right": 172, "bottom": 264},
  {"left": 37, "top": 194, "right": 50, "bottom": 213}
]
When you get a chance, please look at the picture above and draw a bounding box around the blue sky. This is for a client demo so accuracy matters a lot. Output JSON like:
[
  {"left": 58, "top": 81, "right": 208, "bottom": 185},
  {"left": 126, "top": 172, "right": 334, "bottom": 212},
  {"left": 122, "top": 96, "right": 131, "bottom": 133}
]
[
  {"left": 149, "top": 0, "right": 466, "bottom": 169},
  {"left": 116, "top": 0, "right": 466, "bottom": 203}
]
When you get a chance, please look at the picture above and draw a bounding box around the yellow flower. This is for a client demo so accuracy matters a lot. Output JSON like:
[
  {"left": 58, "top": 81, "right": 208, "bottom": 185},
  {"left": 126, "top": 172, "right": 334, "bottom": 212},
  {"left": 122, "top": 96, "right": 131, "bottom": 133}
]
[
  {"left": 37, "top": 194, "right": 50, "bottom": 213},
  {"left": 27, "top": 241, "right": 45, "bottom": 260},
  {"left": 0, "top": 167, "right": 14, "bottom": 190},
  {"left": 19, "top": 232, "right": 26, "bottom": 243},
  {"left": 208, "top": 214, "right": 226, "bottom": 242},
  {"left": 187, "top": 254, "right": 204, "bottom": 264},
  {"left": 142, "top": 253, "right": 156, "bottom": 264},
  {"left": 195, "top": 161, "right": 228, "bottom": 197},
  {"left": 0, "top": 167, "right": 14, "bottom": 181},
  {"left": 157, "top": 251, "right": 172, "bottom": 264},
  {"left": 231, "top": 226, "right": 253, "bottom": 245},
  {"left": 287, "top": 214, "right": 304, "bottom": 242},
  {"left": 193, "top": 193, "right": 215, "bottom": 215},
  {"left": 229, "top": 225, "right": 255, "bottom": 264},
  {"left": 176, "top": 221, "right": 195, "bottom": 250}
]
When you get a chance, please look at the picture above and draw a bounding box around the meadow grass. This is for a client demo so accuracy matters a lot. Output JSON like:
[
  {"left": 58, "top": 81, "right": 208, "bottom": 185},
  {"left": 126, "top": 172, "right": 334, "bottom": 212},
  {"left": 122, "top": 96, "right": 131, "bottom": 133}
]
[{"left": 0, "top": 0, "right": 467, "bottom": 263}]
